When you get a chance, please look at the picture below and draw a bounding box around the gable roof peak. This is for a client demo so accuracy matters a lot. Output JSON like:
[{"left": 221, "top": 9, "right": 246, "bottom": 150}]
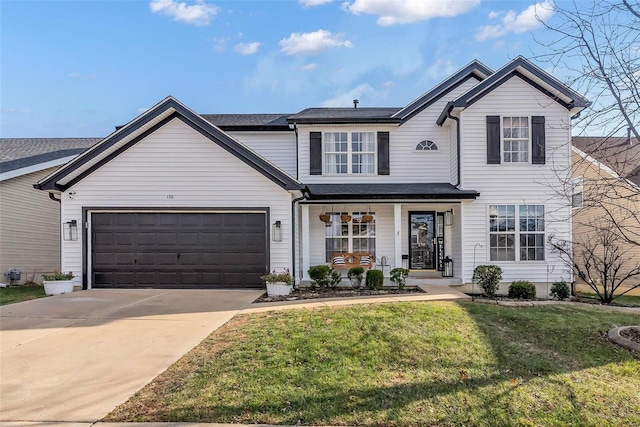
[{"left": 392, "top": 59, "right": 494, "bottom": 121}]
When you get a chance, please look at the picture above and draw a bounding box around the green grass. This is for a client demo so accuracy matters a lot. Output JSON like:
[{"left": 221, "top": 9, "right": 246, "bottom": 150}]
[
  {"left": 105, "top": 302, "right": 640, "bottom": 427},
  {"left": 576, "top": 292, "right": 640, "bottom": 306},
  {"left": 0, "top": 285, "right": 47, "bottom": 306}
]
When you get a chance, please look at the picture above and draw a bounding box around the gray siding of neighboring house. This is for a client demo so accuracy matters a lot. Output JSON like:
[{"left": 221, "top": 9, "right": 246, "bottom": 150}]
[{"left": 1, "top": 167, "right": 61, "bottom": 283}]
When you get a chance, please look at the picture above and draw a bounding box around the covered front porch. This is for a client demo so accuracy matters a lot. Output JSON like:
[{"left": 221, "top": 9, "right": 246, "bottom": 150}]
[{"left": 296, "top": 183, "right": 480, "bottom": 284}]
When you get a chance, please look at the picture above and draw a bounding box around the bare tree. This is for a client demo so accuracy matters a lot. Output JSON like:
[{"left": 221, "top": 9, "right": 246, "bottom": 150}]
[
  {"left": 549, "top": 223, "right": 640, "bottom": 304},
  {"left": 535, "top": 1, "right": 640, "bottom": 302}
]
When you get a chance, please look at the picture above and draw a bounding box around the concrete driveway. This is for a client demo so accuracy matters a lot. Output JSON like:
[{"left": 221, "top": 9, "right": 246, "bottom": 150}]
[{"left": 0, "top": 288, "right": 263, "bottom": 423}]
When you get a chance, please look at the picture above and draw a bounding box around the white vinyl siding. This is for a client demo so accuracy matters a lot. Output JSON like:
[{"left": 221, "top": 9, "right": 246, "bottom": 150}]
[
  {"left": 458, "top": 76, "right": 572, "bottom": 284},
  {"left": 0, "top": 168, "right": 62, "bottom": 282},
  {"left": 227, "top": 131, "right": 296, "bottom": 177},
  {"left": 60, "top": 119, "right": 293, "bottom": 286},
  {"left": 298, "top": 78, "right": 479, "bottom": 184}
]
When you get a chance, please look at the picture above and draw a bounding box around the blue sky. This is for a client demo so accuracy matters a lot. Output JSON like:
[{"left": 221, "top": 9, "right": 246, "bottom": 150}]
[{"left": 1, "top": 0, "right": 566, "bottom": 137}]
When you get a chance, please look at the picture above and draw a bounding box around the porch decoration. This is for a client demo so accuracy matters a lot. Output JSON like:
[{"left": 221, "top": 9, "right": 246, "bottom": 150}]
[
  {"left": 261, "top": 268, "right": 293, "bottom": 297},
  {"left": 340, "top": 213, "right": 352, "bottom": 223},
  {"left": 42, "top": 271, "right": 75, "bottom": 296},
  {"left": 361, "top": 210, "right": 373, "bottom": 223},
  {"left": 319, "top": 213, "right": 331, "bottom": 223},
  {"left": 443, "top": 257, "right": 454, "bottom": 277}
]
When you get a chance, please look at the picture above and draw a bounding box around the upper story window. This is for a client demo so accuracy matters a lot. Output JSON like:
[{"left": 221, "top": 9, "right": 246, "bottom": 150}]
[
  {"left": 416, "top": 140, "right": 438, "bottom": 151},
  {"left": 572, "top": 176, "right": 584, "bottom": 208},
  {"left": 503, "top": 117, "right": 529, "bottom": 163},
  {"left": 487, "top": 115, "right": 545, "bottom": 165},
  {"left": 323, "top": 132, "right": 375, "bottom": 175}
]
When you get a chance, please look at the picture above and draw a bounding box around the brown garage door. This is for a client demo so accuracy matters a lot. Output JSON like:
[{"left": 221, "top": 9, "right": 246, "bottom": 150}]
[{"left": 91, "top": 212, "right": 267, "bottom": 288}]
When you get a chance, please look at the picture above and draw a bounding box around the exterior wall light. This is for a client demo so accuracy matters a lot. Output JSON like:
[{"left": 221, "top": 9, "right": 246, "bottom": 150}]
[
  {"left": 272, "top": 220, "right": 282, "bottom": 242},
  {"left": 444, "top": 210, "right": 453, "bottom": 226},
  {"left": 63, "top": 220, "right": 78, "bottom": 241}
]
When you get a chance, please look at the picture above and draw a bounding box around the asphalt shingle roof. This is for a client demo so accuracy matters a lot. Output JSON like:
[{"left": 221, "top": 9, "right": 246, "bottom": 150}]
[
  {"left": 305, "top": 183, "right": 479, "bottom": 200},
  {"left": 573, "top": 136, "right": 640, "bottom": 185},
  {"left": 201, "top": 114, "right": 291, "bottom": 129},
  {"left": 0, "top": 138, "right": 101, "bottom": 173},
  {"left": 288, "top": 107, "right": 402, "bottom": 123}
]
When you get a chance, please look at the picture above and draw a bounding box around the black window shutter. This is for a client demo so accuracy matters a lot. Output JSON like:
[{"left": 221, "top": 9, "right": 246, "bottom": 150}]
[
  {"left": 310, "top": 132, "right": 322, "bottom": 175},
  {"left": 531, "top": 116, "right": 546, "bottom": 165},
  {"left": 377, "top": 131, "right": 390, "bottom": 175},
  {"left": 486, "top": 116, "right": 501, "bottom": 164}
]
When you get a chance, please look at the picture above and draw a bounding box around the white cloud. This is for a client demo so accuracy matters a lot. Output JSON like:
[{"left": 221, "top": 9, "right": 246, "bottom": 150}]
[
  {"left": 299, "top": 0, "right": 333, "bottom": 6},
  {"left": 321, "top": 83, "right": 376, "bottom": 107},
  {"left": 301, "top": 63, "right": 320, "bottom": 71},
  {"left": 234, "top": 42, "right": 261, "bottom": 55},
  {"left": 279, "top": 29, "right": 353, "bottom": 56},
  {"left": 149, "top": 0, "right": 217, "bottom": 26},
  {"left": 68, "top": 72, "right": 96, "bottom": 79},
  {"left": 382, "top": 81, "right": 396, "bottom": 88},
  {"left": 135, "top": 107, "right": 150, "bottom": 114},
  {"left": 476, "top": 0, "right": 554, "bottom": 41},
  {"left": 211, "top": 36, "right": 229, "bottom": 52},
  {"left": 423, "top": 59, "right": 458, "bottom": 81},
  {"left": 343, "top": 0, "right": 480, "bottom": 25}
]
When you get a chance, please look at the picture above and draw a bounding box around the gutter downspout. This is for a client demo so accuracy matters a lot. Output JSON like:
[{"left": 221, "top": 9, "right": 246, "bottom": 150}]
[
  {"left": 291, "top": 187, "right": 309, "bottom": 285},
  {"left": 447, "top": 110, "right": 461, "bottom": 187},
  {"left": 290, "top": 122, "right": 299, "bottom": 180},
  {"left": 49, "top": 192, "right": 61, "bottom": 203}
]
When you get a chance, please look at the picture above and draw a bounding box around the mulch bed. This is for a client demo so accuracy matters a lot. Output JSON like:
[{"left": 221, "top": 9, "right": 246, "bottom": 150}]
[
  {"left": 254, "top": 287, "right": 424, "bottom": 303},
  {"left": 620, "top": 327, "right": 640, "bottom": 344}
]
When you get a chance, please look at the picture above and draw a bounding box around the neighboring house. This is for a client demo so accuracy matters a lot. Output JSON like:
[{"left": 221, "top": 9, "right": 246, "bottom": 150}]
[
  {"left": 0, "top": 138, "right": 100, "bottom": 283},
  {"left": 34, "top": 56, "right": 589, "bottom": 297},
  {"left": 571, "top": 136, "right": 640, "bottom": 292}
]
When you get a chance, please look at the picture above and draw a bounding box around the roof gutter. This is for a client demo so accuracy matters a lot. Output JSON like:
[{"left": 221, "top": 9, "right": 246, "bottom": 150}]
[{"left": 49, "top": 192, "right": 61, "bottom": 203}]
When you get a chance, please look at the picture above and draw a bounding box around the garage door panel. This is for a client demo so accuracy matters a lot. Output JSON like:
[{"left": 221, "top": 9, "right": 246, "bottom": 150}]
[{"left": 92, "top": 212, "right": 267, "bottom": 288}]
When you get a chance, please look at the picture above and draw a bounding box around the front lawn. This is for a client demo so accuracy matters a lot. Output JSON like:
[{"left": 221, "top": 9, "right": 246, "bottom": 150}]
[
  {"left": 106, "top": 302, "right": 640, "bottom": 427},
  {"left": 575, "top": 292, "right": 640, "bottom": 307},
  {"left": 0, "top": 285, "right": 47, "bottom": 306}
]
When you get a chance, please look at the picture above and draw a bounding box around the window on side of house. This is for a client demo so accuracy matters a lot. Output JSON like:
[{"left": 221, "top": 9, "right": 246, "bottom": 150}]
[
  {"left": 416, "top": 140, "right": 438, "bottom": 151},
  {"left": 503, "top": 117, "right": 529, "bottom": 163},
  {"left": 325, "top": 211, "right": 376, "bottom": 261},
  {"left": 489, "top": 204, "right": 545, "bottom": 261},
  {"left": 572, "top": 176, "right": 584, "bottom": 208},
  {"left": 323, "top": 132, "right": 375, "bottom": 175}
]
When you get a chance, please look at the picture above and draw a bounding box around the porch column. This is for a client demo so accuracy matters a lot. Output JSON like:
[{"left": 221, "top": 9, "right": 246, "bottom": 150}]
[
  {"left": 301, "top": 204, "right": 310, "bottom": 280},
  {"left": 394, "top": 203, "right": 402, "bottom": 270}
]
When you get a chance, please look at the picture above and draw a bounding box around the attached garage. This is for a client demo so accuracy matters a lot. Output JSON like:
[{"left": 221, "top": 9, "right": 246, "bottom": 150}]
[{"left": 91, "top": 211, "right": 268, "bottom": 289}]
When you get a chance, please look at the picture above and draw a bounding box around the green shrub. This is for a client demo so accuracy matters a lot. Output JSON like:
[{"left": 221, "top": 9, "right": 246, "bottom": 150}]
[
  {"left": 390, "top": 268, "right": 409, "bottom": 290},
  {"left": 42, "top": 271, "right": 74, "bottom": 281},
  {"left": 508, "top": 280, "right": 536, "bottom": 300},
  {"left": 550, "top": 280, "right": 570, "bottom": 300},
  {"left": 472, "top": 265, "right": 502, "bottom": 297},
  {"left": 330, "top": 269, "right": 343, "bottom": 289},
  {"left": 308, "top": 265, "right": 332, "bottom": 289},
  {"left": 347, "top": 267, "right": 365, "bottom": 289},
  {"left": 365, "top": 269, "right": 384, "bottom": 290}
]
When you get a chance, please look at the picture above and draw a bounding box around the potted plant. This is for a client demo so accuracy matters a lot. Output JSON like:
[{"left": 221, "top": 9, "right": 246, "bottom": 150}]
[
  {"left": 42, "top": 271, "right": 75, "bottom": 296},
  {"left": 261, "top": 268, "right": 293, "bottom": 297}
]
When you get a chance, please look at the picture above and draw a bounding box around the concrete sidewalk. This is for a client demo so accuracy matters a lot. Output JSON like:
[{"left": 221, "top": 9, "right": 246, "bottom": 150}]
[{"left": 0, "top": 289, "right": 263, "bottom": 423}]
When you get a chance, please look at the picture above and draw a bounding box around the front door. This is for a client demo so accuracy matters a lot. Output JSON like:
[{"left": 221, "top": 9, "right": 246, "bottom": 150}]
[{"left": 409, "top": 212, "right": 436, "bottom": 270}]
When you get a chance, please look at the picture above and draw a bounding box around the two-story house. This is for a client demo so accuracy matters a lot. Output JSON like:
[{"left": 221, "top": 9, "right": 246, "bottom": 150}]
[{"left": 35, "top": 57, "right": 589, "bottom": 297}]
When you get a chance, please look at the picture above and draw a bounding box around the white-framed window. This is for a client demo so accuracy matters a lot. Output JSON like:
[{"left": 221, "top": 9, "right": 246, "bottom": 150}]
[
  {"left": 324, "top": 132, "right": 375, "bottom": 175},
  {"left": 489, "top": 204, "right": 545, "bottom": 261},
  {"left": 503, "top": 117, "right": 529, "bottom": 163},
  {"left": 325, "top": 211, "right": 376, "bottom": 261},
  {"left": 572, "top": 176, "right": 584, "bottom": 208},
  {"left": 416, "top": 140, "right": 438, "bottom": 151}
]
